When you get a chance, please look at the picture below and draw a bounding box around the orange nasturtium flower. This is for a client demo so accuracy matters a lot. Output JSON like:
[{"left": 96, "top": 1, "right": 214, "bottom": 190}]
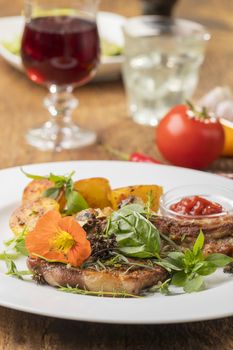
[{"left": 25, "top": 211, "right": 91, "bottom": 267}]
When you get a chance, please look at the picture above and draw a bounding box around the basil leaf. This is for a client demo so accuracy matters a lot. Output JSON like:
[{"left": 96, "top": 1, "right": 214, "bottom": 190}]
[
  {"left": 184, "top": 275, "right": 204, "bottom": 293},
  {"left": 205, "top": 253, "right": 233, "bottom": 267},
  {"left": 172, "top": 271, "right": 188, "bottom": 287},
  {"left": 21, "top": 168, "right": 47, "bottom": 180},
  {"left": 107, "top": 206, "right": 161, "bottom": 258},
  {"left": 48, "top": 173, "right": 67, "bottom": 184},
  {"left": 48, "top": 171, "right": 74, "bottom": 186},
  {"left": 197, "top": 262, "right": 217, "bottom": 276},
  {"left": 192, "top": 261, "right": 205, "bottom": 273},
  {"left": 65, "top": 191, "right": 88, "bottom": 215},
  {"left": 183, "top": 249, "right": 195, "bottom": 267},
  {"left": 167, "top": 252, "right": 184, "bottom": 268},
  {"left": 193, "top": 230, "right": 204, "bottom": 256},
  {"left": 43, "top": 187, "right": 60, "bottom": 200}
]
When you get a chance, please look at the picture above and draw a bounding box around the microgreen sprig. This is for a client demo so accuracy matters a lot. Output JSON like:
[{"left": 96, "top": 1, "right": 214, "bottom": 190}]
[
  {"left": 4, "top": 227, "right": 28, "bottom": 256},
  {"left": 59, "top": 285, "right": 141, "bottom": 298},
  {"left": 4, "top": 253, "right": 32, "bottom": 280}
]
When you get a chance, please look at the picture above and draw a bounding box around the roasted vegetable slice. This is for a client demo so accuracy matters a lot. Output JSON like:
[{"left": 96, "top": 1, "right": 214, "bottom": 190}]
[
  {"left": 22, "top": 179, "right": 54, "bottom": 203},
  {"left": 109, "top": 185, "right": 163, "bottom": 211},
  {"left": 9, "top": 197, "right": 60, "bottom": 236},
  {"left": 74, "top": 178, "right": 112, "bottom": 209},
  {"left": 22, "top": 179, "right": 66, "bottom": 210}
]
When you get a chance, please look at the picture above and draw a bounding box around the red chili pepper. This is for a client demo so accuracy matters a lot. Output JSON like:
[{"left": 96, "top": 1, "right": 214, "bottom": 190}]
[
  {"left": 104, "top": 146, "right": 163, "bottom": 164},
  {"left": 130, "top": 152, "right": 162, "bottom": 164}
]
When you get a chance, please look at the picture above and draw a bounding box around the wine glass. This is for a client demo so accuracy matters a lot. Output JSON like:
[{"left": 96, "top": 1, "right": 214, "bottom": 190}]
[{"left": 21, "top": 0, "right": 100, "bottom": 151}]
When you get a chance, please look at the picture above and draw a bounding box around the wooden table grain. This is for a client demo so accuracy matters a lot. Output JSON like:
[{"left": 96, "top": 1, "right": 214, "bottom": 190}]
[{"left": 0, "top": 0, "right": 233, "bottom": 349}]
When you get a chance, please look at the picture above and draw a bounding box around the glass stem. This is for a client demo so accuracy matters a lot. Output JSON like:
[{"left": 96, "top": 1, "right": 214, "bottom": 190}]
[{"left": 44, "top": 85, "right": 78, "bottom": 150}]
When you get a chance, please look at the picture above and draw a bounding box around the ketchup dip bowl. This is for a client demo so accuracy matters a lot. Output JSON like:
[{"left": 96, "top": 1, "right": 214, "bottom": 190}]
[{"left": 160, "top": 184, "right": 233, "bottom": 220}]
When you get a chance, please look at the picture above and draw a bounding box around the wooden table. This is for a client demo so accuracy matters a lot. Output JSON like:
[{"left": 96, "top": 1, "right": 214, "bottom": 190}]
[{"left": 0, "top": 0, "right": 233, "bottom": 348}]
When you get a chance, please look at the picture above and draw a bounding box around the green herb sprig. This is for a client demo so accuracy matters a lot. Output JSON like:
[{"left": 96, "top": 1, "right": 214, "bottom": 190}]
[
  {"left": 159, "top": 231, "right": 233, "bottom": 293},
  {"left": 4, "top": 253, "right": 32, "bottom": 280},
  {"left": 4, "top": 227, "right": 28, "bottom": 256},
  {"left": 1, "top": 228, "right": 31, "bottom": 280},
  {"left": 21, "top": 169, "right": 88, "bottom": 215}
]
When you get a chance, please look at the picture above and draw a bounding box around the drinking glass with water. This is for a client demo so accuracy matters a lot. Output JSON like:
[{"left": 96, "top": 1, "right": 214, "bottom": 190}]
[{"left": 122, "top": 16, "right": 210, "bottom": 126}]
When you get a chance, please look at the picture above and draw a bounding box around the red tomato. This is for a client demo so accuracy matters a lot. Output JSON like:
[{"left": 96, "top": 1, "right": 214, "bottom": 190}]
[{"left": 156, "top": 104, "right": 225, "bottom": 169}]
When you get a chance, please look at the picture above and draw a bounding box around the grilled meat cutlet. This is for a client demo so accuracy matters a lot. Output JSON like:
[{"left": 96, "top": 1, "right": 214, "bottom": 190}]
[
  {"left": 26, "top": 208, "right": 167, "bottom": 295},
  {"left": 27, "top": 257, "right": 167, "bottom": 295},
  {"left": 151, "top": 214, "right": 233, "bottom": 256}
]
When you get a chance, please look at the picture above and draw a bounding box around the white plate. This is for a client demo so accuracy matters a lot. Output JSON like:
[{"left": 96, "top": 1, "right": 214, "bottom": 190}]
[
  {"left": 0, "top": 161, "right": 233, "bottom": 324},
  {"left": 0, "top": 12, "right": 125, "bottom": 81}
]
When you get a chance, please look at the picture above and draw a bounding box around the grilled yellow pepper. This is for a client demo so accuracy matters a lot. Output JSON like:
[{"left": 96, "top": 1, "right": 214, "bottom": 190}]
[{"left": 220, "top": 118, "right": 233, "bottom": 156}]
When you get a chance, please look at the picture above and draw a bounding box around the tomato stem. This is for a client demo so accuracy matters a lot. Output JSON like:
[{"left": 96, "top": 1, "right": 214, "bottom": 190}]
[{"left": 186, "top": 100, "right": 210, "bottom": 121}]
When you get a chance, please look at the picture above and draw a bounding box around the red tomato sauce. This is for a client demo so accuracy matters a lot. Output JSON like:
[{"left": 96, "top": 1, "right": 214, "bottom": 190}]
[{"left": 170, "top": 196, "right": 223, "bottom": 216}]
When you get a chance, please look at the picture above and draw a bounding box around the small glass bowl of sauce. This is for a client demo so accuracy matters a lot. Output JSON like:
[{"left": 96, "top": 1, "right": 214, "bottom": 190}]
[{"left": 160, "top": 184, "right": 233, "bottom": 219}]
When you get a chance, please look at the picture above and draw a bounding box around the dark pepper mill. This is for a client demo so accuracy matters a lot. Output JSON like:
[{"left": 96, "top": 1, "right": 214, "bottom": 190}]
[{"left": 141, "top": 0, "right": 178, "bottom": 16}]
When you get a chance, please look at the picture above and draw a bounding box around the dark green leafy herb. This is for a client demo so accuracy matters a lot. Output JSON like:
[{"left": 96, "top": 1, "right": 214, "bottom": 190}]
[
  {"left": 21, "top": 169, "right": 88, "bottom": 215},
  {"left": 106, "top": 204, "right": 161, "bottom": 258},
  {"left": 159, "top": 231, "right": 233, "bottom": 293}
]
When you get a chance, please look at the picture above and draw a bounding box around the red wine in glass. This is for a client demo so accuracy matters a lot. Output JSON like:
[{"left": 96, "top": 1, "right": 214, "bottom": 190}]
[
  {"left": 21, "top": 0, "right": 100, "bottom": 152},
  {"left": 21, "top": 16, "right": 100, "bottom": 86}
]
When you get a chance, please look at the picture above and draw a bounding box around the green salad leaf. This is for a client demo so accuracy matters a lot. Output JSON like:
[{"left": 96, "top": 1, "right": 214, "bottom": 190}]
[{"left": 106, "top": 204, "right": 161, "bottom": 258}]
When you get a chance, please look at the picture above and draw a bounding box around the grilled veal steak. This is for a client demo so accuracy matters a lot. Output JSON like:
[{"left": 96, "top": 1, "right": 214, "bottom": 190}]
[
  {"left": 25, "top": 208, "right": 233, "bottom": 296},
  {"left": 27, "top": 258, "right": 167, "bottom": 295},
  {"left": 152, "top": 214, "right": 233, "bottom": 255}
]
